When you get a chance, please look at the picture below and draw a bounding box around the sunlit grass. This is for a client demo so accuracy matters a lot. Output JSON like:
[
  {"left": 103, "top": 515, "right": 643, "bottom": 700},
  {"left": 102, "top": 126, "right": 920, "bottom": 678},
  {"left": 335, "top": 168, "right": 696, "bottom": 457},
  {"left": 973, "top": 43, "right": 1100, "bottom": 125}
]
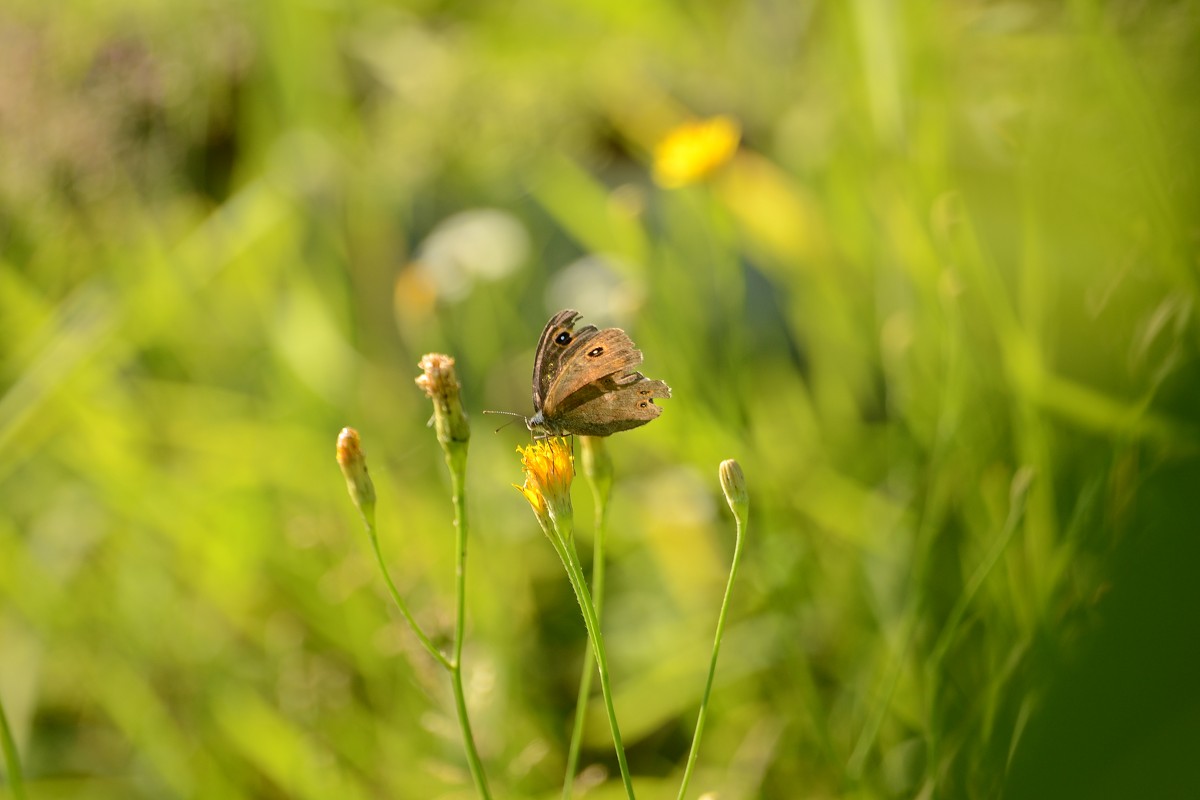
[{"left": 1, "top": 1, "right": 1198, "bottom": 798}]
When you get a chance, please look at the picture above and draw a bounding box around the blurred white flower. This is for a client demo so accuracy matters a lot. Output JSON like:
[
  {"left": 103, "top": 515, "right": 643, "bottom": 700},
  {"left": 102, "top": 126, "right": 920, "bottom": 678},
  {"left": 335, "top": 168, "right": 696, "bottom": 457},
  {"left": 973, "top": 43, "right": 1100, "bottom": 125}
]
[
  {"left": 413, "top": 208, "right": 529, "bottom": 300},
  {"left": 547, "top": 254, "right": 644, "bottom": 324}
]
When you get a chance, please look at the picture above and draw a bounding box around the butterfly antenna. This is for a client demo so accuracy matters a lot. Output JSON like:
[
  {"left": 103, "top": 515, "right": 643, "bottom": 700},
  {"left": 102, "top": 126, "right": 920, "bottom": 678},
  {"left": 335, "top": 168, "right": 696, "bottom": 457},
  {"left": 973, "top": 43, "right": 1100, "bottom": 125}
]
[{"left": 482, "top": 409, "right": 527, "bottom": 434}]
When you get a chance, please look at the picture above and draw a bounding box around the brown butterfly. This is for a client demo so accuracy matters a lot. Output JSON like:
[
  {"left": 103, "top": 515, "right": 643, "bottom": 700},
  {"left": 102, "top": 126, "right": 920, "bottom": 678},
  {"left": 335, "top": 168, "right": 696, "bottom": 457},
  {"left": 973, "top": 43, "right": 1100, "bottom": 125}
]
[{"left": 524, "top": 309, "right": 671, "bottom": 438}]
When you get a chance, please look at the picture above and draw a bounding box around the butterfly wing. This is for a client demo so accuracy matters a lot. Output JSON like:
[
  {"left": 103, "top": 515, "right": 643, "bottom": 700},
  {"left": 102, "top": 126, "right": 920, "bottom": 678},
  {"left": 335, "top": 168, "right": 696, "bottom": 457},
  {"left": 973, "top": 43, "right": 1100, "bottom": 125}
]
[
  {"left": 531, "top": 309, "right": 600, "bottom": 411},
  {"left": 541, "top": 327, "right": 646, "bottom": 417},
  {"left": 545, "top": 373, "right": 672, "bottom": 436}
]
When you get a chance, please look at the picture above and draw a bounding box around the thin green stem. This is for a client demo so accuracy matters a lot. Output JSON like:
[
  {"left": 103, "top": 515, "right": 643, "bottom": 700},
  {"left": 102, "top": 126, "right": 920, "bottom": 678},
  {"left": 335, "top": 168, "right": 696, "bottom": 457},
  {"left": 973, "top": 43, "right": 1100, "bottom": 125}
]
[
  {"left": 366, "top": 523, "right": 452, "bottom": 671},
  {"left": 446, "top": 457, "right": 493, "bottom": 800},
  {"left": 563, "top": 446, "right": 612, "bottom": 799},
  {"left": 676, "top": 514, "right": 746, "bottom": 800},
  {"left": 450, "top": 465, "right": 470, "bottom": 671},
  {"left": 549, "top": 526, "right": 635, "bottom": 800},
  {"left": 0, "top": 694, "right": 27, "bottom": 800},
  {"left": 360, "top": 443, "right": 491, "bottom": 799},
  {"left": 563, "top": 641, "right": 597, "bottom": 800}
]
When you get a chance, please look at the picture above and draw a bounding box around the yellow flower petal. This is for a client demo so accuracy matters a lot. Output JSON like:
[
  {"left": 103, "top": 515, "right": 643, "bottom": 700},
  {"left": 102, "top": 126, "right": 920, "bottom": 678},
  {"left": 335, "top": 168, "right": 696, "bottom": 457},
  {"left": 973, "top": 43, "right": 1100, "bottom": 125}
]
[
  {"left": 653, "top": 115, "right": 741, "bottom": 189},
  {"left": 515, "top": 438, "right": 574, "bottom": 535}
]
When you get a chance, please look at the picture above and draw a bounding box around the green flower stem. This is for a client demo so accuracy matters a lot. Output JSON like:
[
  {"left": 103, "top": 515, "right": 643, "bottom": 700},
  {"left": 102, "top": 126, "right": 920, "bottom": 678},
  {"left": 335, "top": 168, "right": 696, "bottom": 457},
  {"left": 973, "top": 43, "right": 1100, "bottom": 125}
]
[
  {"left": 547, "top": 520, "right": 635, "bottom": 800},
  {"left": 0, "top": 694, "right": 26, "bottom": 800},
  {"left": 364, "top": 520, "right": 452, "bottom": 671},
  {"left": 359, "top": 446, "right": 492, "bottom": 800},
  {"left": 445, "top": 451, "right": 493, "bottom": 800},
  {"left": 676, "top": 509, "right": 746, "bottom": 800},
  {"left": 563, "top": 440, "right": 613, "bottom": 799}
]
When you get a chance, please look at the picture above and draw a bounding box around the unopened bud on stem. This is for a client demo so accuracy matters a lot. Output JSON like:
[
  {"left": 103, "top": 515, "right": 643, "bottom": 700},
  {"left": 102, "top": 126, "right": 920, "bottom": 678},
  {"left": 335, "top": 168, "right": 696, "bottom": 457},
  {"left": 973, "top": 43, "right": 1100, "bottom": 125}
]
[
  {"left": 337, "top": 427, "right": 376, "bottom": 526},
  {"left": 718, "top": 459, "right": 748, "bottom": 527}
]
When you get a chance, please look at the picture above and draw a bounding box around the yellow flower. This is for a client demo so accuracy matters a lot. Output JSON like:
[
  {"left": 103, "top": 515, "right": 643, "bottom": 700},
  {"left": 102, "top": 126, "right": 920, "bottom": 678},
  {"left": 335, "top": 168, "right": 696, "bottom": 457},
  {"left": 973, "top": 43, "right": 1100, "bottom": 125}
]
[
  {"left": 336, "top": 427, "right": 376, "bottom": 525},
  {"left": 652, "top": 115, "right": 741, "bottom": 188},
  {"left": 514, "top": 437, "right": 574, "bottom": 537}
]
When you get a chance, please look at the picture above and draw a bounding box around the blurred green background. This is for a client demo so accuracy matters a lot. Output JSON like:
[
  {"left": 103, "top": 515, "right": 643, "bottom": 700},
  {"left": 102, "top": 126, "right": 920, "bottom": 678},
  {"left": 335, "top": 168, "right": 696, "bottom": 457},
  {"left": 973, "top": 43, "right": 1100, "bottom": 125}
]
[{"left": 2, "top": 1, "right": 1198, "bottom": 798}]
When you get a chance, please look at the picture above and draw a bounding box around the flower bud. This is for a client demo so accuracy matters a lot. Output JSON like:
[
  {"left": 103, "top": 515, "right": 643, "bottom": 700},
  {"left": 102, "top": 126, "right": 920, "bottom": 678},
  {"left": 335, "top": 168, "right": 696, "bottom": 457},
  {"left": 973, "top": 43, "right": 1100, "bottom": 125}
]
[
  {"left": 336, "top": 427, "right": 376, "bottom": 525},
  {"left": 718, "top": 459, "right": 748, "bottom": 525},
  {"left": 579, "top": 435, "right": 613, "bottom": 502}
]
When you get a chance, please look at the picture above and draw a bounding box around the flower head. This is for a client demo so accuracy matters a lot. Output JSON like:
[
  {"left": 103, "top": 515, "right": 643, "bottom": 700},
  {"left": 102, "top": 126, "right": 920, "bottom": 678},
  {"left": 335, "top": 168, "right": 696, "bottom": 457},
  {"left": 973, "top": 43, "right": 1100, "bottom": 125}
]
[
  {"left": 514, "top": 437, "right": 574, "bottom": 538},
  {"left": 337, "top": 427, "right": 376, "bottom": 526},
  {"left": 415, "top": 353, "right": 471, "bottom": 459},
  {"left": 652, "top": 115, "right": 741, "bottom": 189}
]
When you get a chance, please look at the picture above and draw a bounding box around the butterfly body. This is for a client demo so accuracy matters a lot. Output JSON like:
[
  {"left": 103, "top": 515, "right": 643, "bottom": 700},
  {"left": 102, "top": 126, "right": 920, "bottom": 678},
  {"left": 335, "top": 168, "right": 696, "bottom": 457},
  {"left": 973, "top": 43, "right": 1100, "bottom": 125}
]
[{"left": 527, "top": 309, "right": 670, "bottom": 438}]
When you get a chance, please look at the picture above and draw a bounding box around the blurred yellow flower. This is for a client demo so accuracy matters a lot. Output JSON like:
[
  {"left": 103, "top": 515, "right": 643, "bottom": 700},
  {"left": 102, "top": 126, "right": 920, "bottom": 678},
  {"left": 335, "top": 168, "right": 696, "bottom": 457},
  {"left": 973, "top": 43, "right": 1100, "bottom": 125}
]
[
  {"left": 652, "top": 115, "right": 741, "bottom": 188},
  {"left": 514, "top": 437, "right": 574, "bottom": 535}
]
